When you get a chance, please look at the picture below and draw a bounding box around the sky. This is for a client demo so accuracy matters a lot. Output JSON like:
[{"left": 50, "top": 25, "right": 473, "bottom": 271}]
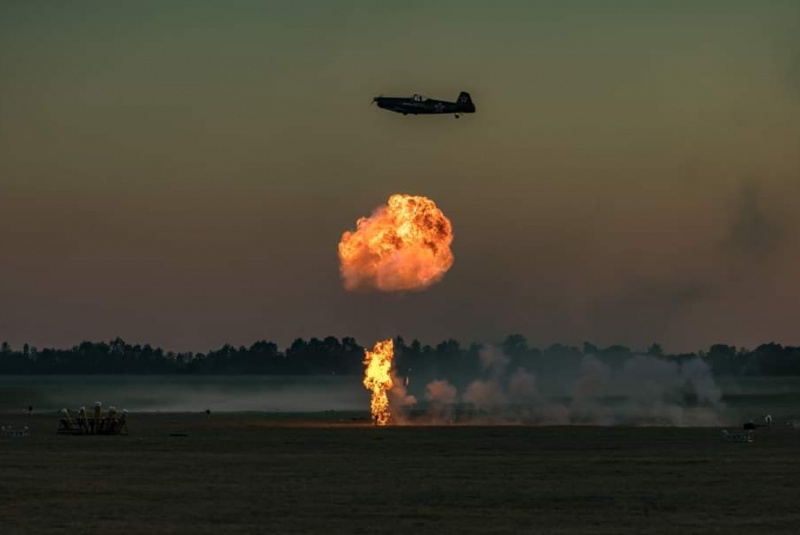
[{"left": 1, "top": 1, "right": 799, "bottom": 353}]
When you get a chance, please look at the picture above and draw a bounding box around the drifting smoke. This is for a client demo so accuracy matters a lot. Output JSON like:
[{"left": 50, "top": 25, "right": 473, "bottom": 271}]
[
  {"left": 478, "top": 345, "right": 510, "bottom": 373},
  {"left": 338, "top": 194, "right": 454, "bottom": 292},
  {"left": 463, "top": 381, "right": 508, "bottom": 412},
  {"left": 508, "top": 368, "right": 537, "bottom": 402},
  {"left": 567, "top": 354, "right": 724, "bottom": 426},
  {"left": 425, "top": 380, "right": 458, "bottom": 423},
  {"left": 389, "top": 374, "right": 417, "bottom": 424},
  {"left": 362, "top": 339, "right": 416, "bottom": 425},
  {"left": 424, "top": 347, "right": 726, "bottom": 426},
  {"left": 457, "top": 347, "right": 511, "bottom": 420},
  {"left": 425, "top": 380, "right": 458, "bottom": 404}
]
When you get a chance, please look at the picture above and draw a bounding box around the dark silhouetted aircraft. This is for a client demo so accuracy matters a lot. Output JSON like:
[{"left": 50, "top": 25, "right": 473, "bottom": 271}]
[{"left": 373, "top": 92, "right": 476, "bottom": 118}]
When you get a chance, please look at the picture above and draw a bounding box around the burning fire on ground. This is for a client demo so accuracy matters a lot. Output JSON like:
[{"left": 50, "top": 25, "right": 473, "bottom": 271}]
[
  {"left": 363, "top": 339, "right": 395, "bottom": 425},
  {"left": 362, "top": 338, "right": 417, "bottom": 425},
  {"left": 338, "top": 194, "right": 454, "bottom": 292}
]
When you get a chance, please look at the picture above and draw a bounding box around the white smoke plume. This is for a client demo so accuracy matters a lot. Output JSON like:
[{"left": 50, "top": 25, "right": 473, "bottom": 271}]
[
  {"left": 459, "top": 346, "right": 512, "bottom": 422},
  {"left": 423, "top": 346, "right": 727, "bottom": 426},
  {"left": 478, "top": 345, "right": 510, "bottom": 373},
  {"left": 508, "top": 368, "right": 537, "bottom": 403},
  {"left": 463, "top": 380, "right": 508, "bottom": 413},
  {"left": 388, "top": 373, "right": 417, "bottom": 424},
  {"left": 424, "top": 379, "right": 457, "bottom": 423}
]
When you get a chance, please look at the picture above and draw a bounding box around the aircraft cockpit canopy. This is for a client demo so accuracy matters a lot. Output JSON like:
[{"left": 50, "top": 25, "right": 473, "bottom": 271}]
[{"left": 412, "top": 93, "right": 426, "bottom": 102}]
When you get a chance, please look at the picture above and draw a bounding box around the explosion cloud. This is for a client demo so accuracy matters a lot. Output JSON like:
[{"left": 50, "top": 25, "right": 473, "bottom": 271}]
[{"left": 338, "top": 194, "right": 454, "bottom": 292}]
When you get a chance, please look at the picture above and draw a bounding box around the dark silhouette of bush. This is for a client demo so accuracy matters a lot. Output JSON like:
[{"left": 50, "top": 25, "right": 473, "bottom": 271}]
[{"left": 1, "top": 336, "right": 799, "bottom": 376}]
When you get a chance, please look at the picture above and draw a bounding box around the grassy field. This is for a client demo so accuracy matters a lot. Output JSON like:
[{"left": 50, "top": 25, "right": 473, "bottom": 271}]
[{"left": 1, "top": 412, "right": 799, "bottom": 534}]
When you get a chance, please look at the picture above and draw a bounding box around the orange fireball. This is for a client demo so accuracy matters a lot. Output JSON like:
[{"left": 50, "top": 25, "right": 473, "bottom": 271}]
[
  {"left": 363, "top": 339, "right": 394, "bottom": 425},
  {"left": 338, "top": 194, "right": 454, "bottom": 292}
]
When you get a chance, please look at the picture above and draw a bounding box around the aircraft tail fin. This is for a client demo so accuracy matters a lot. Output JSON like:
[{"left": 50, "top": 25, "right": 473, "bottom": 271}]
[{"left": 457, "top": 91, "right": 475, "bottom": 112}]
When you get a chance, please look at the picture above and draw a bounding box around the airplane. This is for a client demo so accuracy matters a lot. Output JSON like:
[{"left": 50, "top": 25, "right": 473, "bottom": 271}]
[{"left": 372, "top": 91, "right": 476, "bottom": 118}]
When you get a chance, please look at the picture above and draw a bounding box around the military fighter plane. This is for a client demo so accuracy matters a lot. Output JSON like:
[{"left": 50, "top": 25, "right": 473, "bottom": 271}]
[{"left": 373, "top": 91, "right": 476, "bottom": 118}]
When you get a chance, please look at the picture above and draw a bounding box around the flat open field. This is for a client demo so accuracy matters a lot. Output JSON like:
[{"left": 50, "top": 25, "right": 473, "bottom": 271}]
[{"left": 1, "top": 413, "right": 799, "bottom": 534}]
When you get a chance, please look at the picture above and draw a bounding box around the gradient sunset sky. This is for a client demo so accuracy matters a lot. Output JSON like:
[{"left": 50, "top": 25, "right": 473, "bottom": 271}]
[{"left": 2, "top": 1, "right": 799, "bottom": 352}]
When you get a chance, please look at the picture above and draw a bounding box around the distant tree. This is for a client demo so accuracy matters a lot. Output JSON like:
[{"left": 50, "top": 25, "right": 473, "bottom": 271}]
[
  {"left": 583, "top": 342, "right": 599, "bottom": 356},
  {"left": 544, "top": 343, "right": 581, "bottom": 359},
  {"left": 601, "top": 345, "right": 632, "bottom": 356},
  {"left": 0, "top": 334, "right": 796, "bottom": 377},
  {"left": 502, "top": 334, "right": 528, "bottom": 357},
  {"left": 707, "top": 344, "right": 738, "bottom": 375},
  {"left": 752, "top": 342, "right": 800, "bottom": 375}
]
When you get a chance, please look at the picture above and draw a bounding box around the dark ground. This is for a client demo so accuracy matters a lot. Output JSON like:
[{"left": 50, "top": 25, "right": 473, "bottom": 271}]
[{"left": 1, "top": 412, "right": 799, "bottom": 534}]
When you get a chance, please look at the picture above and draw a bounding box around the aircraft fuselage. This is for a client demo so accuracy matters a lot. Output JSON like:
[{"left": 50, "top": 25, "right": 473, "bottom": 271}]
[{"left": 373, "top": 92, "right": 476, "bottom": 117}]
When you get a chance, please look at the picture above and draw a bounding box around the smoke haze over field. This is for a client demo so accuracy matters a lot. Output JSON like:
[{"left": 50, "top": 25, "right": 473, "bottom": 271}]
[
  {"left": 3, "top": 361, "right": 797, "bottom": 427},
  {"left": 409, "top": 347, "right": 727, "bottom": 426},
  {"left": 0, "top": 376, "right": 368, "bottom": 414}
]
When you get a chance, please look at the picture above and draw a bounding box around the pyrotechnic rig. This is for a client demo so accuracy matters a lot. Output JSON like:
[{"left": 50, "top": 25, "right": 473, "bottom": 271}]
[{"left": 57, "top": 402, "right": 128, "bottom": 435}]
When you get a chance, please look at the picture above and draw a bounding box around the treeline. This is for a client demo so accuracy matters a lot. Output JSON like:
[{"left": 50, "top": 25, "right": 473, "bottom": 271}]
[{"left": 0, "top": 336, "right": 799, "bottom": 376}]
